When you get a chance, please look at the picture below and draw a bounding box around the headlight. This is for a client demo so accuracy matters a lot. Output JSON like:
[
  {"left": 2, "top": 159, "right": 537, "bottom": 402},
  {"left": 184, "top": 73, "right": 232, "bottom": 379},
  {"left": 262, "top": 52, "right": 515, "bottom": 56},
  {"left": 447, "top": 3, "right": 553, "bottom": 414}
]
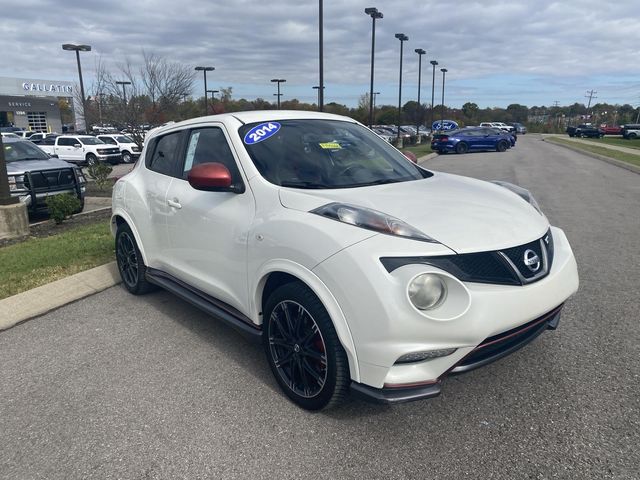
[
  {"left": 408, "top": 273, "right": 447, "bottom": 310},
  {"left": 491, "top": 181, "right": 543, "bottom": 214},
  {"left": 8, "top": 175, "right": 26, "bottom": 191},
  {"left": 312, "top": 202, "right": 439, "bottom": 243}
]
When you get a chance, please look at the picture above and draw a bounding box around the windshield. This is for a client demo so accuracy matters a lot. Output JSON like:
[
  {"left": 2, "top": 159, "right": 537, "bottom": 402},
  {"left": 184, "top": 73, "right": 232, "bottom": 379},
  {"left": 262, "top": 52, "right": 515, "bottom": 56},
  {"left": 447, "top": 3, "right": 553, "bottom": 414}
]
[
  {"left": 115, "top": 135, "right": 133, "bottom": 143},
  {"left": 3, "top": 141, "right": 50, "bottom": 162},
  {"left": 239, "top": 119, "right": 431, "bottom": 189},
  {"left": 79, "top": 137, "right": 104, "bottom": 145}
]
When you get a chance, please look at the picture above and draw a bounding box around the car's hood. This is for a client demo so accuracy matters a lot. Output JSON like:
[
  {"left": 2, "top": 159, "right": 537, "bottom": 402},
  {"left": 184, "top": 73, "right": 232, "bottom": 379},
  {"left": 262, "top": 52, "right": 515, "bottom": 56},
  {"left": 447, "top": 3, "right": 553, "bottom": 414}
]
[
  {"left": 5, "top": 158, "right": 76, "bottom": 174},
  {"left": 278, "top": 172, "right": 549, "bottom": 253}
]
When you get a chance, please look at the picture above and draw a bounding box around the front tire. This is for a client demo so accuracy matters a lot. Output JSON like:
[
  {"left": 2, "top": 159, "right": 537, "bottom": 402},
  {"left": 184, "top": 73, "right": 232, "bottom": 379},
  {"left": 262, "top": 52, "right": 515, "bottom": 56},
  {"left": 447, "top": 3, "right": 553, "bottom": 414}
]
[
  {"left": 263, "top": 282, "right": 349, "bottom": 411},
  {"left": 122, "top": 151, "right": 133, "bottom": 164},
  {"left": 86, "top": 153, "right": 97, "bottom": 166},
  {"left": 455, "top": 142, "right": 469, "bottom": 154},
  {"left": 115, "top": 223, "right": 156, "bottom": 295}
]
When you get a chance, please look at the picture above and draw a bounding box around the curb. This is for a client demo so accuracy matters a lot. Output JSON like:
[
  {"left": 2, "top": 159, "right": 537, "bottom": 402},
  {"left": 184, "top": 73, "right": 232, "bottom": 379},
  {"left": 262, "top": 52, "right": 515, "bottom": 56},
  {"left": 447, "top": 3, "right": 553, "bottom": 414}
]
[
  {"left": 0, "top": 262, "right": 121, "bottom": 332},
  {"left": 418, "top": 152, "right": 439, "bottom": 165},
  {"left": 543, "top": 138, "right": 640, "bottom": 175}
]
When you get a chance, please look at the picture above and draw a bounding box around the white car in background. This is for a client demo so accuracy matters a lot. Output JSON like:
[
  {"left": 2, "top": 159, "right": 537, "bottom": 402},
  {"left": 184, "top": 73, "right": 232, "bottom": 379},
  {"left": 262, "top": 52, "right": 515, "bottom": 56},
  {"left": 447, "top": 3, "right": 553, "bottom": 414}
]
[
  {"left": 97, "top": 134, "right": 141, "bottom": 163},
  {"left": 480, "top": 122, "right": 515, "bottom": 133},
  {"left": 111, "top": 111, "right": 579, "bottom": 410}
]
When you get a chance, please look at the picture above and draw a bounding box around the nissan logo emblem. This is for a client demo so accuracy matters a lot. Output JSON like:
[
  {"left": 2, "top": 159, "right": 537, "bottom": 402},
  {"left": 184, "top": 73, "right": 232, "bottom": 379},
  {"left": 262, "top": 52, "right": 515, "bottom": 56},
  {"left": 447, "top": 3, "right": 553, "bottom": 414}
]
[{"left": 523, "top": 249, "right": 541, "bottom": 272}]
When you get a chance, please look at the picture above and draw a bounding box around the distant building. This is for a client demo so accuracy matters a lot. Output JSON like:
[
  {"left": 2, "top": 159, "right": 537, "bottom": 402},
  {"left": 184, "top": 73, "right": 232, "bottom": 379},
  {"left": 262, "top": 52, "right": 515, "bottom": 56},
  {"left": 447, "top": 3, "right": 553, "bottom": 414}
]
[{"left": 0, "top": 76, "right": 77, "bottom": 133}]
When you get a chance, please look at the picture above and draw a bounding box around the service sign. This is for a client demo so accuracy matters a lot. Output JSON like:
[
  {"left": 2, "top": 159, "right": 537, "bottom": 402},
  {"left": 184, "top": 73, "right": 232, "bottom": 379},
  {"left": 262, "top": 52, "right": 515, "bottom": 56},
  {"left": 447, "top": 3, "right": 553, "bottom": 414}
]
[{"left": 432, "top": 120, "right": 458, "bottom": 131}]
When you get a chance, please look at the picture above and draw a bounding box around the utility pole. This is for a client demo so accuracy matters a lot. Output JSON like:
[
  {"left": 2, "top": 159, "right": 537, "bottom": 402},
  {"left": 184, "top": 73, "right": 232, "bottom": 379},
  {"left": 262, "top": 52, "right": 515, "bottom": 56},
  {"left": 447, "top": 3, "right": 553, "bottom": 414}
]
[{"left": 585, "top": 90, "right": 597, "bottom": 114}]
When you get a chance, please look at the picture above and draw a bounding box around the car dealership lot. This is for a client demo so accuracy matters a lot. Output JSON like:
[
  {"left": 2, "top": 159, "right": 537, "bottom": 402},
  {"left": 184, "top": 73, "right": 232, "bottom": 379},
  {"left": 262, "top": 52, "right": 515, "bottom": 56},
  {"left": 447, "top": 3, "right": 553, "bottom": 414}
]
[{"left": 1, "top": 135, "right": 638, "bottom": 479}]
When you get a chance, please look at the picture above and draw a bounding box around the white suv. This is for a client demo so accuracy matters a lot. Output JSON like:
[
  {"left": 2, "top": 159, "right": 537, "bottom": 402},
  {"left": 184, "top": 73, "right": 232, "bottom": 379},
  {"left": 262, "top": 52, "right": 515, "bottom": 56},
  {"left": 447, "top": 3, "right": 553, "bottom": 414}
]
[
  {"left": 97, "top": 134, "right": 141, "bottom": 163},
  {"left": 111, "top": 111, "right": 579, "bottom": 410}
]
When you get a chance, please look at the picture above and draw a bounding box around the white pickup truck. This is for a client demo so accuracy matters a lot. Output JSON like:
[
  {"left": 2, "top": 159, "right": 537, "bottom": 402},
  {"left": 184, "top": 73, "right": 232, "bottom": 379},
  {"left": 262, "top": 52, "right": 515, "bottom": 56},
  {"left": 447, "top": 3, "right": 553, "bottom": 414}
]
[
  {"left": 480, "top": 122, "right": 515, "bottom": 133},
  {"left": 38, "top": 135, "right": 121, "bottom": 165},
  {"left": 96, "top": 134, "right": 141, "bottom": 164}
]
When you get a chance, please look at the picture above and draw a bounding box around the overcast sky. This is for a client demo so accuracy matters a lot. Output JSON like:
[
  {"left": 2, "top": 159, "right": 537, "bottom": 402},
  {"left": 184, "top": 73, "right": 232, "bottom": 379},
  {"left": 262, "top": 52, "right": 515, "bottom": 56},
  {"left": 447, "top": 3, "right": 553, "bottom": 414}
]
[{"left": 3, "top": 0, "right": 640, "bottom": 108}]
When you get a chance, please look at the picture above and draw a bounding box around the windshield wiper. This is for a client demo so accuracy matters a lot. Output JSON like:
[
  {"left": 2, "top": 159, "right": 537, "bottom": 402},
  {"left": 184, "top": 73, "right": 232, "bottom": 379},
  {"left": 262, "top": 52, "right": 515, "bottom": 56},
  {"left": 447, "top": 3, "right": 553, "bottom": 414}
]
[
  {"left": 351, "top": 178, "right": 403, "bottom": 187},
  {"left": 280, "top": 180, "right": 332, "bottom": 189}
]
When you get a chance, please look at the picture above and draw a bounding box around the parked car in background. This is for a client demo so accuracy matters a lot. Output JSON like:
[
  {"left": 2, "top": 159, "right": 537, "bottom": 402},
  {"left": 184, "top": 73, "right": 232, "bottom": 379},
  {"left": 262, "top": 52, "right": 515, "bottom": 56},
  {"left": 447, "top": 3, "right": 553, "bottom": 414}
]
[
  {"left": 480, "top": 122, "right": 514, "bottom": 133},
  {"left": 621, "top": 124, "right": 640, "bottom": 139},
  {"left": 1, "top": 132, "right": 21, "bottom": 139},
  {"left": 371, "top": 127, "right": 394, "bottom": 143},
  {"left": 600, "top": 125, "right": 622, "bottom": 135},
  {"left": 28, "top": 132, "right": 59, "bottom": 144},
  {"left": 566, "top": 124, "right": 604, "bottom": 138},
  {"left": 431, "top": 127, "right": 514, "bottom": 154},
  {"left": 38, "top": 135, "right": 121, "bottom": 165},
  {"left": 510, "top": 122, "right": 527, "bottom": 134},
  {"left": 2, "top": 137, "right": 86, "bottom": 214},
  {"left": 96, "top": 134, "right": 141, "bottom": 163},
  {"left": 111, "top": 111, "right": 578, "bottom": 410}
]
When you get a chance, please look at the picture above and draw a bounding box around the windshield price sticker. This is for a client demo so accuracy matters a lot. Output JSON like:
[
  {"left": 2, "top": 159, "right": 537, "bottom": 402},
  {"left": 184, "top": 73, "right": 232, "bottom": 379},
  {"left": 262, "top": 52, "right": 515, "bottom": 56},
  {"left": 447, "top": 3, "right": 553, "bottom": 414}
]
[
  {"left": 319, "top": 142, "right": 341, "bottom": 149},
  {"left": 244, "top": 122, "right": 281, "bottom": 145}
]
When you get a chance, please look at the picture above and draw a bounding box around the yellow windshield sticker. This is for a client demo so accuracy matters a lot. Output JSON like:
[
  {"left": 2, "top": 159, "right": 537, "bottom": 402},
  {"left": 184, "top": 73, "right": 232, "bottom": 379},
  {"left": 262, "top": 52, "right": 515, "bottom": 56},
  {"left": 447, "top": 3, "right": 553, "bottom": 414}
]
[{"left": 319, "top": 142, "right": 341, "bottom": 149}]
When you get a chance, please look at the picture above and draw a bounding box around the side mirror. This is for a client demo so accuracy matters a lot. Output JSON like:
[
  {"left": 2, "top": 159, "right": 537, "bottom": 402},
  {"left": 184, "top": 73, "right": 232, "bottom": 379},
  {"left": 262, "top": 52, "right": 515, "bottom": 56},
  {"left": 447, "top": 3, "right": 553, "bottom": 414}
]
[
  {"left": 74, "top": 143, "right": 82, "bottom": 148},
  {"left": 187, "top": 162, "right": 244, "bottom": 193},
  {"left": 402, "top": 151, "right": 418, "bottom": 164}
]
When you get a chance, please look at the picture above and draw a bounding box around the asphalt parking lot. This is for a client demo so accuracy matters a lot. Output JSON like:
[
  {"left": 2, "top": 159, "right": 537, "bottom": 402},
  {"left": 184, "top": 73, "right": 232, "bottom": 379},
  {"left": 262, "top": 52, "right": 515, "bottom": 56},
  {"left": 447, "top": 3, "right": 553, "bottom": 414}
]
[{"left": 1, "top": 134, "right": 638, "bottom": 479}]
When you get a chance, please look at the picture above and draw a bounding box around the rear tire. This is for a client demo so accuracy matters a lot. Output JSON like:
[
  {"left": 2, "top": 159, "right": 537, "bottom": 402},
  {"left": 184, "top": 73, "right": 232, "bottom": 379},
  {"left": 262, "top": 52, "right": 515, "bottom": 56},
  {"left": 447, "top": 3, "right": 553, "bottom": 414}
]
[
  {"left": 263, "top": 282, "right": 349, "bottom": 411},
  {"left": 115, "top": 223, "right": 157, "bottom": 295},
  {"left": 455, "top": 142, "right": 469, "bottom": 154},
  {"left": 496, "top": 140, "right": 509, "bottom": 152}
]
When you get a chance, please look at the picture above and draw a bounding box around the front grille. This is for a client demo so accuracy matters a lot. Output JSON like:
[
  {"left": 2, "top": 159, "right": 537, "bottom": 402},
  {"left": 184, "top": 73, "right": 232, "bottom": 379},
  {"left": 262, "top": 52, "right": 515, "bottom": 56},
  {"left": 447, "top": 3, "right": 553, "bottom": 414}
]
[
  {"left": 451, "top": 304, "right": 563, "bottom": 372},
  {"left": 380, "top": 229, "right": 554, "bottom": 286},
  {"left": 97, "top": 148, "right": 119, "bottom": 155},
  {"left": 24, "top": 169, "right": 77, "bottom": 191}
]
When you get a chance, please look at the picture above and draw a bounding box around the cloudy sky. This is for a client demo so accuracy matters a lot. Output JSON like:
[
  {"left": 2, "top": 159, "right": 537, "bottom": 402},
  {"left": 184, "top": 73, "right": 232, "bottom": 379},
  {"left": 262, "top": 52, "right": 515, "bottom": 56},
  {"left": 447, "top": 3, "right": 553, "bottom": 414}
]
[{"left": 3, "top": 0, "right": 640, "bottom": 108}]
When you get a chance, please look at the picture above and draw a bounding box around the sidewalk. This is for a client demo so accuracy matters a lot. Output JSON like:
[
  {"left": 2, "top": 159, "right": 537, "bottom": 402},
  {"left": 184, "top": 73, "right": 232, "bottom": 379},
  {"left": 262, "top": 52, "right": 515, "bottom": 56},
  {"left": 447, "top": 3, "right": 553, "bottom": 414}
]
[{"left": 543, "top": 134, "right": 640, "bottom": 156}]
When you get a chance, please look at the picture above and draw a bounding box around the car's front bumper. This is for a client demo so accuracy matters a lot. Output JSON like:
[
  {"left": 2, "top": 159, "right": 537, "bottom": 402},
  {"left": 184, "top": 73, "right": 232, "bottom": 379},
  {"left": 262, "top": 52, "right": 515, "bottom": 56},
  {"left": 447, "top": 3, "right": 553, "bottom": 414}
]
[{"left": 312, "top": 226, "right": 579, "bottom": 395}]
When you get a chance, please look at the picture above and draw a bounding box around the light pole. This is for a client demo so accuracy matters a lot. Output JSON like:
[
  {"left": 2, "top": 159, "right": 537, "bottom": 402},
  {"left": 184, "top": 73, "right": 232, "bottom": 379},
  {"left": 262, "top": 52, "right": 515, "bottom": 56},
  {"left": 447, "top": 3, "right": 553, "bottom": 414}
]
[
  {"left": 195, "top": 66, "right": 215, "bottom": 115},
  {"left": 271, "top": 79, "right": 286, "bottom": 109},
  {"left": 62, "top": 43, "right": 91, "bottom": 132},
  {"left": 394, "top": 33, "right": 408, "bottom": 144},
  {"left": 365, "top": 7, "right": 383, "bottom": 128},
  {"left": 312, "top": 85, "right": 325, "bottom": 107},
  {"left": 318, "top": 0, "right": 324, "bottom": 111},
  {"left": 440, "top": 68, "right": 448, "bottom": 129},
  {"left": 372, "top": 91, "right": 380, "bottom": 122},
  {"left": 115, "top": 81, "right": 132, "bottom": 104},
  {"left": 415, "top": 48, "right": 426, "bottom": 136},
  {"left": 430, "top": 60, "right": 438, "bottom": 131}
]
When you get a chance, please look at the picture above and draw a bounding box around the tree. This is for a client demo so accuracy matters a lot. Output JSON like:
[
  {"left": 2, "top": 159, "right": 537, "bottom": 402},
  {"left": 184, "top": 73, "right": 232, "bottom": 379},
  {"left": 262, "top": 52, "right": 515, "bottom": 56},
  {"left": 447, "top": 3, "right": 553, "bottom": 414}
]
[
  {"left": 402, "top": 101, "right": 427, "bottom": 127},
  {"left": 462, "top": 102, "right": 479, "bottom": 122}
]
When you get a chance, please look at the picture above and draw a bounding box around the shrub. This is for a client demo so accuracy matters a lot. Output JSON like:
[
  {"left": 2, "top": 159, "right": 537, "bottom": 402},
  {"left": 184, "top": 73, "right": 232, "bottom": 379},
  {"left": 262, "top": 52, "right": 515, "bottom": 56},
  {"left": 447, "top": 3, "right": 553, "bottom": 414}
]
[
  {"left": 46, "top": 194, "right": 82, "bottom": 224},
  {"left": 86, "top": 162, "right": 113, "bottom": 191}
]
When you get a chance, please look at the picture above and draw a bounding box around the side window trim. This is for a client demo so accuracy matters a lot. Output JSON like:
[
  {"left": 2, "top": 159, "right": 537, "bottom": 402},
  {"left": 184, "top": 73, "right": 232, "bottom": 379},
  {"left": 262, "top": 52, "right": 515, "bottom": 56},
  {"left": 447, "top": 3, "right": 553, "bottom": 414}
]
[{"left": 145, "top": 129, "right": 187, "bottom": 178}]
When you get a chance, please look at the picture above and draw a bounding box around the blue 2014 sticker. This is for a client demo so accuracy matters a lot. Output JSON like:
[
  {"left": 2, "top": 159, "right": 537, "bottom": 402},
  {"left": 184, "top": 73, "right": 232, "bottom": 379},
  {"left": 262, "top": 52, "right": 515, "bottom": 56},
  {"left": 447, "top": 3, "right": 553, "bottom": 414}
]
[{"left": 243, "top": 122, "right": 281, "bottom": 145}]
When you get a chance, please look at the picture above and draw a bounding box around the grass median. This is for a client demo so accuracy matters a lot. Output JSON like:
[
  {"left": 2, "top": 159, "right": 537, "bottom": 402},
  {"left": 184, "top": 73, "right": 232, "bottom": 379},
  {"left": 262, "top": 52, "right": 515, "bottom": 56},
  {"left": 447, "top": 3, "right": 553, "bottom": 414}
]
[
  {"left": 0, "top": 220, "right": 114, "bottom": 300},
  {"left": 546, "top": 137, "right": 640, "bottom": 168},
  {"left": 401, "top": 142, "right": 433, "bottom": 158},
  {"left": 585, "top": 137, "right": 640, "bottom": 150}
]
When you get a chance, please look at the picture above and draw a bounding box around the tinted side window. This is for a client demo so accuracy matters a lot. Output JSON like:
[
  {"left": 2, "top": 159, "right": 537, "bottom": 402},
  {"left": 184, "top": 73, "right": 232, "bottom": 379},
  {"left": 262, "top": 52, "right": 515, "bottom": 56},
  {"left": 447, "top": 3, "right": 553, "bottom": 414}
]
[
  {"left": 147, "top": 131, "right": 182, "bottom": 177},
  {"left": 182, "top": 127, "right": 242, "bottom": 184},
  {"left": 58, "top": 138, "right": 76, "bottom": 146}
]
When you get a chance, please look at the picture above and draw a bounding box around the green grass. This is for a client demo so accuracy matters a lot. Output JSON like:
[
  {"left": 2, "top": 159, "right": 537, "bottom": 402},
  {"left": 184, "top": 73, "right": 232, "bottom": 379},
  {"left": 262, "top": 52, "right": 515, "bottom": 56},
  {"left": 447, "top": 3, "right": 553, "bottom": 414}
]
[
  {"left": 547, "top": 137, "right": 640, "bottom": 168},
  {"left": 0, "top": 221, "right": 114, "bottom": 300},
  {"left": 581, "top": 137, "right": 640, "bottom": 150},
  {"left": 401, "top": 142, "right": 433, "bottom": 158}
]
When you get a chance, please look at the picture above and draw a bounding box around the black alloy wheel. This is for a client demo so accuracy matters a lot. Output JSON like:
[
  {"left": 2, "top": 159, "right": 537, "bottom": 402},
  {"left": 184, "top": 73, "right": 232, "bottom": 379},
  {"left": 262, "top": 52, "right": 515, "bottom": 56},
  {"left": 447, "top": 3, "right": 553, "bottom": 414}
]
[
  {"left": 496, "top": 140, "right": 509, "bottom": 152},
  {"left": 264, "top": 282, "right": 349, "bottom": 410},
  {"left": 455, "top": 142, "right": 469, "bottom": 154},
  {"left": 115, "top": 223, "right": 156, "bottom": 295}
]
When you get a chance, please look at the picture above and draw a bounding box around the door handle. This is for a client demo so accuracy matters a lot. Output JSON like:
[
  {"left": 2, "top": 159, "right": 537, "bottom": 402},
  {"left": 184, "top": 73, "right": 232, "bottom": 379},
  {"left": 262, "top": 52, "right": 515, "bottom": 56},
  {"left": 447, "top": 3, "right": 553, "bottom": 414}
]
[{"left": 167, "top": 198, "right": 182, "bottom": 209}]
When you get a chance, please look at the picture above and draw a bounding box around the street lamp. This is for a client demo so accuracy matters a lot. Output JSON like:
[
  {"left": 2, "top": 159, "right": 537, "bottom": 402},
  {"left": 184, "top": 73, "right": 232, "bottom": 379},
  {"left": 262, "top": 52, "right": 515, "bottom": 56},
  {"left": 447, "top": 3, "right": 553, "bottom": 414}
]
[
  {"left": 318, "top": 0, "right": 324, "bottom": 111},
  {"left": 394, "top": 33, "right": 409, "bottom": 144},
  {"left": 208, "top": 89, "right": 219, "bottom": 100},
  {"left": 115, "top": 81, "right": 132, "bottom": 104},
  {"left": 195, "top": 66, "right": 215, "bottom": 115},
  {"left": 440, "top": 68, "right": 448, "bottom": 129},
  {"left": 62, "top": 43, "right": 91, "bottom": 132},
  {"left": 312, "top": 85, "right": 325, "bottom": 106},
  {"left": 365, "top": 7, "right": 383, "bottom": 128},
  {"left": 372, "top": 91, "right": 380, "bottom": 121},
  {"left": 415, "top": 48, "right": 426, "bottom": 136},
  {"left": 430, "top": 60, "right": 438, "bottom": 131},
  {"left": 271, "top": 79, "right": 286, "bottom": 109}
]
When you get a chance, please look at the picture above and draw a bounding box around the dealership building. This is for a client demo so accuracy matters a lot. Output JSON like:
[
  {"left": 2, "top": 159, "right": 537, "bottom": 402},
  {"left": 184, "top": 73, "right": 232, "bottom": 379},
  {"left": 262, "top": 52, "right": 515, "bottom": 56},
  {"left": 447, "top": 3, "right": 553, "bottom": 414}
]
[{"left": 0, "top": 76, "right": 78, "bottom": 133}]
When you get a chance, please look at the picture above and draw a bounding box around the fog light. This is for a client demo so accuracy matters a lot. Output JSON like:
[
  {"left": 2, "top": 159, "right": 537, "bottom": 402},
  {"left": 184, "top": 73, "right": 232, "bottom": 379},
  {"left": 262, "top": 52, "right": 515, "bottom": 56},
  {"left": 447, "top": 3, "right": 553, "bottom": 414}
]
[
  {"left": 395, "top": 348, "right": 457, "bottom": 364},
  {"left": 408, "top": 273, "right": 447, "bottom": 310}
]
